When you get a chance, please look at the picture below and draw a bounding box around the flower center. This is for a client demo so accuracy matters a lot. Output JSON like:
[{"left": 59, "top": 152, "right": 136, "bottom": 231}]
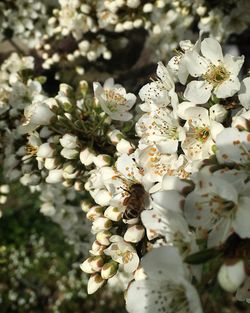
[
  {"left": 204, "top": 64, "right": 230, "bottom": 87},
  {"left": 105, "top": 89, "right": 126, "bottom": 112},
  {"left": 121, "top": 250, "right": 133, "bottom": 264},
  {"left": 25, "top": 144, "right": 38, "bottom": 155},
  {"left": 211, "top": 195, "right": 236, "bottom": 218},
  {"left": 195, "top": 127, "right": 210, "bottom": 143}
]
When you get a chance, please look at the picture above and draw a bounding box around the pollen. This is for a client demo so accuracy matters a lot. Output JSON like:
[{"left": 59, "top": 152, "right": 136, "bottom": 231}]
[
  {"left": 25, "top": 144, "right": 38, "bottom": 155},
  {"left": 203, "top": 64, "right": 230, "bottom": 87}
]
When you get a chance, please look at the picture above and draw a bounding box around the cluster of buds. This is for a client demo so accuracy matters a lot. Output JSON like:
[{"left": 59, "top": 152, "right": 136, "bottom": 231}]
[{"left": 80, "top": 197, "right": 146, "bottom": 293}]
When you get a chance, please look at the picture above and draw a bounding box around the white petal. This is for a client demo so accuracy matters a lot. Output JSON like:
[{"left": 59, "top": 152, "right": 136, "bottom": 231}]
[
  {"left": 214, "top": 77, "right": 240, "bottom": 98},
  {"left": 223, "top": 54, "right": 244, "bottom": 76},
  {"left": 208, "top": 218, "right": 232, "bottom": 247},
  {"left": 185, "top": 51, "right": 208, "bottom": 77},
  {"left": 184, "top": 81, "right": 212, "bottom": 104},
  {"left": 201, "top": 38, "right": 223, "bottom": 64},
  {"left": 238, "top": 77, "right": 250, "bottom": 110},
  {"left": 234, "top": 197, "right": 250, "bottom": 238}
]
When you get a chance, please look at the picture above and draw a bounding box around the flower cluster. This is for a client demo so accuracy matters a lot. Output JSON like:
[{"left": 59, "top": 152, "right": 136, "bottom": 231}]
[
  {"left": 1, "top": 0, "right": 249, "bottom": 81},
  {"left": 78, "top": 37, "right": 250, "bottom": 312},
  {"left": 1, "top": 3, "right": 250, "bottom": 311}
]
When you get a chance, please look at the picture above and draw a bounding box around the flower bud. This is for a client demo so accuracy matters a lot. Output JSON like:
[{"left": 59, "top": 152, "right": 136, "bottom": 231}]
[
  {"left": 86, "top": 206, "right": 104, "bottom": 221},
  {"left": 63, "top": 162, "right": 75, "bottom": 174},
  {"left": 0, "top": 195, "right": 7, "bottom": 204},
  {"left": 209, "top": 104, "right": 227, "bottom": 123},
  {"left": 107, "top": 129, "right": 124, "bottom": 144},
  {"left": 93, "top": 154, "right": 111, "bottom": 168},
  {"left": 44, "top": 157, "right": 58, "bottom": 170},
  {"left": 40, "top": 202, "right": 56, "bottom": 216},
  {"left": 73, "top": 180, "right": 83, "bottom": 191},
  {"left": 87, "top": 273, "right": 105, "bottom": 294},
  {"left": 218, "top": 260, "right": 247, "bottom": 293},
  {"left": 90, "top": 240, "right": 106, "bottom": 256},
  {"left": 127, "top": 0, "right": 140, "bottom": 9},
  {"left": 80, "top": 147, "right": 95, "bottom": 166},
  {"left": 90, "top": 256, "right": 104, "bottom": 272},
  {"left": 80, "top": 258, "right": 96, "bottom": 274},
  {"left": 79, "top": 80, "right": 89, "bottom": 95},
  {"left": 92, "top": 217, "right": 112, "bottom": 234},
  {"left": 59, "top": 134, "right": 78, "bottom": 149},
  {"left": 61, "top": 148, "right": 79, "bottom": 159},
  {"left": 91, "top": 189, "right": 112, "bottom": 206},
  {"left": 80, "top": 200, "right": 92, "bottom": 213},
  {"left": 116, "top": 139, "right": 134, "bottom": 154},
  {"left": 104, "top": 206, "right": 122, "bottom": 221},
  {"left": 101, "top": 261, "right": 118, "bottom": 279},
  {"left": 59, "top": 83, "right": 73, "bottom": 97},
  {"left": 124, "top": 225, "right": 145, "bottom": 243},
  {"left": 143, "top": 3, "right": 153, "bottom": 13},
  {"left": 0, "top": 185, "right": 10, "bottom": 194},
  {"left": 37, "top": 143, "right": 55, "bottom": 158},
  {"left": 46, "top": 169, "right": 63, "bottom": 184},
  {"left": 96, "top": 230, "right": 112, "bottom": 246}
]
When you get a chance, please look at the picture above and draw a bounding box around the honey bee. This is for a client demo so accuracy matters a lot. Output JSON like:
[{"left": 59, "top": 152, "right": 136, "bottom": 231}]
[{"left": 122, "top": 183, "right": 147, "bottom": 220}]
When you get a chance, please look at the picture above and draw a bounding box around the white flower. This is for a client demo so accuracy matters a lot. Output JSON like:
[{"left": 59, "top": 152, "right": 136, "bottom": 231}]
[
  {"left": 136, "top": 107, "right": 185, "bottom": 153},
  {"left": 19, "top": 100, "right": 55, "bottom": 134},
  {"left": 137, "top": 146, "right": 190, "bottom": 182},
  {"left": 142, "top": 189, "right": 196, "bottom": 255},
  {"left": 181, "top": 107, "right": 223, "bottom": 161},
  {"left": 93, "top": 78, "right": 136, "bottom": 121},
  {"left": 139, "top": 62, "right": 175, "bottom": 112},
  {"left": 184, "top": 171, "right": 250, "bottom": 247},
  {"left": 104, "top": 235, "right": 139, "bottom": 273},
  {"left": 126, "top": 246, "right": 203, "bottom": 313},
  {"left": 184, "top": 38, "right": 244, "bottom": 104}
]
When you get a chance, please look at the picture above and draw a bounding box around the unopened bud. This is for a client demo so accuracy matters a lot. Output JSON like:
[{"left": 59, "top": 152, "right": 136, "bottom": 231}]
[
  {"left": 124, "top": 225, "right": 145, "bottom": 243},
  {"left": 101, "top": 261, "right": 118, "bottom": 279},
  {"left": 93, "top": 154, "right": 112, "bottom": 167},
  {"left": 116, "top": 139, "right": 134, "bottom": 154},
  {"left": 90, "top": 240, "right": 106, "bottom": 256},
  {"left": 108, "top": 129, "right": 124, "bottom": 144},
  {"left": 218, "top": 260, "right": 247, "bottom": 293},
  {"left": 59, "top": 134, "right": 78, "bottom": 149},
  {"left": 80, "top": 257, "right": 96, "bottom": 274},
  {"left": 96, "top": 230, "right": 112, "bottom": 246},
  {"left": 86, "top": 206, "right": 104, "bottom": 221},
  {"left": 37, "top": 143, "right": 55, "bottom": 158},
  {"left": 92, "top": 217, "right": 112, "bottom": 234},
  {"left": 80, "top": 200, "right": 92, "bottom": 213},
  {"left": 87, "top": 273, "right": 105, "bottom": 294},
  {"left": 104, "top": 206, "right": 122, "bottom": 221},
  {"left": 46, "top": 169, "right": 63, "bottom": 184},
  {"left": 80, "top": 147, "right": 95, "bottom": 166}
]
